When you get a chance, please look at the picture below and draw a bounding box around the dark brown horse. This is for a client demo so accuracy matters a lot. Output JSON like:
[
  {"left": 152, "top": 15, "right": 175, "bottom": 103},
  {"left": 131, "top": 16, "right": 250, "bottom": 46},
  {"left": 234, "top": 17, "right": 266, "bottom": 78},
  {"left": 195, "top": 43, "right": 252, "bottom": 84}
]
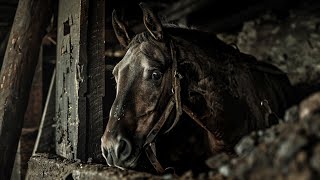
[{"left": 101, "top": 3, "right": 295, "bottom": 173}]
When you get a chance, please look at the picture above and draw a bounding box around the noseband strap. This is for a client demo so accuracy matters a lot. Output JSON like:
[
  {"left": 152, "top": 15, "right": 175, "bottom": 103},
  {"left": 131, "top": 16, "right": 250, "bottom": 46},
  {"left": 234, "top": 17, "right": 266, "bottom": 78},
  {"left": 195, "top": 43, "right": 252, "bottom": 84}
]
[{"left": 144, "top": 39, "right": 219, "bottom": 174}]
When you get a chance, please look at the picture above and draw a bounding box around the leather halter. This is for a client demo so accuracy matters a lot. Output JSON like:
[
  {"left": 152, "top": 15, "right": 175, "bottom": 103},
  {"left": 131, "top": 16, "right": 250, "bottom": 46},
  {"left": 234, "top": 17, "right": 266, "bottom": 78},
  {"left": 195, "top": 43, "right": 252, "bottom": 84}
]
[{"left": 143, "top": 40, "right": 219, "bottom": 173}]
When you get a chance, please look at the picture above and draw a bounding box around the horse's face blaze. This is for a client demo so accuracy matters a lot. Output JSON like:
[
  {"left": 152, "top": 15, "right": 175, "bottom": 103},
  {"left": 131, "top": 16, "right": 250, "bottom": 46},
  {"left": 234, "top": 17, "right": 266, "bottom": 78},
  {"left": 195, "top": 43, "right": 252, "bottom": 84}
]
[{"left": 101, "top": 41, "right": 171, "bottom": 169}]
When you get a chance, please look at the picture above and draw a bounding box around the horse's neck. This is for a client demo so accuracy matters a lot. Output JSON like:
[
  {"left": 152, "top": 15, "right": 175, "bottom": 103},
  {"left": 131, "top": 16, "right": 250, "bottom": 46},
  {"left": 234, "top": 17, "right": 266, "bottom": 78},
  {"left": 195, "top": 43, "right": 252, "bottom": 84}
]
[
  {"left": 176, "top": 40, "right": 232, "bottom": 154},
  {"left": 177, "top": 41, "right": 213, "bottom": 77}
]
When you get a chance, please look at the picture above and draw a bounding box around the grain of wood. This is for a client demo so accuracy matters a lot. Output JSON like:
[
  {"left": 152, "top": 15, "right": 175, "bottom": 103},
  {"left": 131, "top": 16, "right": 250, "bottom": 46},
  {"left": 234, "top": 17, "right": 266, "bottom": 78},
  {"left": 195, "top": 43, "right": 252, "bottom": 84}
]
[
  {"left": 55, "top": 0, "right": 88, "bottom": 161},
  {"left": 0, "top": 0, "right": 52, "bottom": 178}
]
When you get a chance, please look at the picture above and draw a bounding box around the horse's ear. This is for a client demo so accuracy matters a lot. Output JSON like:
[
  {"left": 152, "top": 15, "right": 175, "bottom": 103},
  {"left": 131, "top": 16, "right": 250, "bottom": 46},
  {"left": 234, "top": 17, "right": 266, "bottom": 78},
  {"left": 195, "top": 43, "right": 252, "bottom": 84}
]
[
  {"left": 112, "top": 10, "right": 134, "bottom": 47},
  {"left": 139, "top": 3, "right": 163, "bottom": 41}
]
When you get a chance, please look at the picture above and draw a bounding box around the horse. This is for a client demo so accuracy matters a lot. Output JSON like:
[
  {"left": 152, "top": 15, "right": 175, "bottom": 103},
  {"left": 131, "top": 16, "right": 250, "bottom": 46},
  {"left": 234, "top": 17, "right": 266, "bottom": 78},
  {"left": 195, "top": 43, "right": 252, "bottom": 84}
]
[{"left": 101, "top": 3, "right": 295, "bottom": 174}]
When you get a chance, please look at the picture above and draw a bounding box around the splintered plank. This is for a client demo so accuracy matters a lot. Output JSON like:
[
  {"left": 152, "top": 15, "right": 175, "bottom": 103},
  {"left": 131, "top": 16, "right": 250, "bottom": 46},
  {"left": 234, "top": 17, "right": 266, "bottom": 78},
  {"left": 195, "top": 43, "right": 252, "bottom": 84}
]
[
  {"left": 55, "top": 0, "right": 88, "bottom": 161},
  {"left": 87, "top": 0, "right": 105, "bottom": 163},
  {"left": 0, "top": 0, "right": 52, "bottom": 178}
]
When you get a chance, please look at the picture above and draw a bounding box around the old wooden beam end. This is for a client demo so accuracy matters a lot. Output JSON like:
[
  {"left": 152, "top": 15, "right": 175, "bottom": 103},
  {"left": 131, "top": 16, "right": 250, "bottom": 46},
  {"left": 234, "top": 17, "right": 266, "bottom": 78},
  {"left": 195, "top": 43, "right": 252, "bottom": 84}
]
[{"left": 0, "top": 0, "right": 53, "bottom": 179}]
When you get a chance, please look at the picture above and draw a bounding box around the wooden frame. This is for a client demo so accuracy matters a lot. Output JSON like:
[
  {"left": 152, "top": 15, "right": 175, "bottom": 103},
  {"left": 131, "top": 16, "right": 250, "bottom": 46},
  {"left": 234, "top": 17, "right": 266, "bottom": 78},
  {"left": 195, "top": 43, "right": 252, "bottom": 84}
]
[{"left": 55, "top": 0, "right": 105, "bottom": 162}]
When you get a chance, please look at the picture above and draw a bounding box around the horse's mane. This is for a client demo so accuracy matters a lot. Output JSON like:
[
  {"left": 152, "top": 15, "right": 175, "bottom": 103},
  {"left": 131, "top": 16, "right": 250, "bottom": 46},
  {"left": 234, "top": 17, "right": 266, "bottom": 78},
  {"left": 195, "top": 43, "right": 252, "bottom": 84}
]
[
  {"left": 129, "top": 25, "right": 236, "bottom": 54},
  {"left": 129, "top": 25, "right": 241, "bottom": 78},
  {"left": 164, "top": 26, "right": 235, "bottom": 52}
]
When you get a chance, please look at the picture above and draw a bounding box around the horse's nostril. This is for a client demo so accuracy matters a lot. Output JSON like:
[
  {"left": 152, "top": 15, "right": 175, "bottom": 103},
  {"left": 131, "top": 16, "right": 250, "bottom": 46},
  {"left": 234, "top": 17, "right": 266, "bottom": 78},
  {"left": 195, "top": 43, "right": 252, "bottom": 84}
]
[
  {"left": 116, "top": 138, "right": 132, "bottom": 161},
  {"left": 117, "top": 140, "right": 125, "bottom": 157}
]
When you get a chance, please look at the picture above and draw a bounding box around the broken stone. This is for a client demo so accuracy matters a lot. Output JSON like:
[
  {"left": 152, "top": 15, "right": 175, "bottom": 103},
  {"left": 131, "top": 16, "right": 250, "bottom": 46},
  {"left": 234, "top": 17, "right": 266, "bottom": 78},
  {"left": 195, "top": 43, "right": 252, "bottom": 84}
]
[
  {"left": 205, "top": 153, "right": 230, "bottom": 169},
  {"left": 299, "top": 92, "right": 320, "bottom": 120}
]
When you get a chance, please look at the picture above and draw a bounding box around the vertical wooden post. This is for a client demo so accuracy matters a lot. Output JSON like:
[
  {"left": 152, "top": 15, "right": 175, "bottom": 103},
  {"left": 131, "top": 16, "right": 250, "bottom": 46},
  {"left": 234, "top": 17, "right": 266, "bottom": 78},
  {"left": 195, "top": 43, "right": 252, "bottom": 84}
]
[
  {"left": 19, "top": 46, "right": 43, "bottom": 179},
  {"left": 0, "top": 0, "right": 52, "bottom": 178},
  {"left": 87, "top": 0, "right": 105, "bottom": 162},
  {"left": 0, "top": 33, "right": 9, "bottom": 68},
  {"left": 55, "top": 0, "right": 88, "bottom": 161}
]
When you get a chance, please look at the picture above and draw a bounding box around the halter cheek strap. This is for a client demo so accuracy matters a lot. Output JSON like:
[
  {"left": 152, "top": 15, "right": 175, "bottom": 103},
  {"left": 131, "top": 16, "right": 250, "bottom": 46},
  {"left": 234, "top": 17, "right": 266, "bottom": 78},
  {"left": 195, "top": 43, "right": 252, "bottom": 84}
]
[
  {"left": 144, "top": 40, "right": 220, "bottom": 174},
  {"left": 164, "top": 41, "right": 182, "bottom": 133}
]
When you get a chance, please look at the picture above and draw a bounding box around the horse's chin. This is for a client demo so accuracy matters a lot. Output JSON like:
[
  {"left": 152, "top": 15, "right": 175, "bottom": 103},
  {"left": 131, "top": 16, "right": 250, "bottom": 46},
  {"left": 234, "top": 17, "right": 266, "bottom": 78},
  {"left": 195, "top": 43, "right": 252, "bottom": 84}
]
[
  {"left": 106, "top": 157, "right": 136, "bottom": 168},
  {"left": 114, "top": 152, "right": 158, "bottom": 173},
  {"left": 102, "top": 141, "right": 158, "bottom": 173},
  {"left": 123, "top": 156, "right": 140, "bottom": 168},
  {"left": 105, "top": 149, "right": 141, "bottom": 169}
]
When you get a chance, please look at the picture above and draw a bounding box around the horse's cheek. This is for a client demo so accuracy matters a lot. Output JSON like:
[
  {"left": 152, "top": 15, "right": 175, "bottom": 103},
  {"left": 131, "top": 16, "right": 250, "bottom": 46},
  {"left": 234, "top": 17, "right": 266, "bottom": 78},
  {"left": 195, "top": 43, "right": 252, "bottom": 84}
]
[
  {"left": 133, "top": 85, "right": 156, "bottom": 113},
  {"left": 140, "top": 83, "right": 158, "bottom": 102}
]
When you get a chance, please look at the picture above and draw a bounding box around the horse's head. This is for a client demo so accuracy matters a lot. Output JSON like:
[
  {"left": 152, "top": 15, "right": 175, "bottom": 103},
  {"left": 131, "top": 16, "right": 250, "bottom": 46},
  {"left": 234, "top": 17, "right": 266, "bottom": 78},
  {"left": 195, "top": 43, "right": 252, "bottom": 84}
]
[
  {"left": 100, "top": 3, "right": 296, "bottom": 173},
  {"left": 101, "top": 4, "right": 179, "bottom": 170}
]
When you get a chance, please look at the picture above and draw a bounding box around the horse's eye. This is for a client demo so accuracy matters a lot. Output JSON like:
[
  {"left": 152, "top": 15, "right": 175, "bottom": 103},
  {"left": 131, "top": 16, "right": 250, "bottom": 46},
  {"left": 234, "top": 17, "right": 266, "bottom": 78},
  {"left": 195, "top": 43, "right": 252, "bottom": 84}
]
[{"left": 152, "top": 70, "right": 162, "bottom": 81}]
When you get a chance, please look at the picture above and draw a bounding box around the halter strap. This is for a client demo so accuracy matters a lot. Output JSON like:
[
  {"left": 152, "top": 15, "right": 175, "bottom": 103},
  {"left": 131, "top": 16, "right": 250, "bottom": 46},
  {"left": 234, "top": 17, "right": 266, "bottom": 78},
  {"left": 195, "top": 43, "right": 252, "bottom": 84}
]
[
  {"left": 144, "top": 39, "right": 220, "bottom": 174},
  {"left": 144, "top": 96, "right": 175, "bottom": 147},
  {"left": 164, "top": 40, "right": 182, "bottom": 133},
  {"left": 145, "top": 142, "right": 165, "bottom": 173}
]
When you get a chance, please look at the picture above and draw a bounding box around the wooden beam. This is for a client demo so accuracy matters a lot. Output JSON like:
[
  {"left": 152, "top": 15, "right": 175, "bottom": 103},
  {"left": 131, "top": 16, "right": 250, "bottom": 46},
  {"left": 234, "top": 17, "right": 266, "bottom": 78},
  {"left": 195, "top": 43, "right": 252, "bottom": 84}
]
[
  {"left": 18, "top": 46, "right": 43, "bottom": 179},
  {"left": 161, "top": 0, "right": 209, "bottom": 22},
  {"left": 87, "top": 0, "right": 105, "bottom": 162},
  {"left": 55, "top": 0, "right": 88, "bottom": 161},
  {"left": 0, "top": 32, "right": 9, "bottom": 68},
  {"left": 0, "top": 0, "right": 52, "bottom": 178}
]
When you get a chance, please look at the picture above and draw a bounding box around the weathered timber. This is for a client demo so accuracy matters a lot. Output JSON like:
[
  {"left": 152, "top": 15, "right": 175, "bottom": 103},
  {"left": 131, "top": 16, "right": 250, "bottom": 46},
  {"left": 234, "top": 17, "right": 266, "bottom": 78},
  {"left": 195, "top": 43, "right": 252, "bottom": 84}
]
[
  {"left": 87, "top": 0, "right": 105, "bottom": 162},
  {"left": 15, "top": 47, "right": 44, "bottom": 179},
  {"left": 161, "top": 0, "right": 209, "bottom": 22},
  {"left": 11, "top": 142, "right": 21, "bottom": 180},
  {"left": 55, "top": 0, "right": 88, "bottom": 161},
  {"left": 0, "top": 0, "right": 52, "bottom": 178},
  {"left": 0, "top": 32, "right": 9, "bottom": 68}
]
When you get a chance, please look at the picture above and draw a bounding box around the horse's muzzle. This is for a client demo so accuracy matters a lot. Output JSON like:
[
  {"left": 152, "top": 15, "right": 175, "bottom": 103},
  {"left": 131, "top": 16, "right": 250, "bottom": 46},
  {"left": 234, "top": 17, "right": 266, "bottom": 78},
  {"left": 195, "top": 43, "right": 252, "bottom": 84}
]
[{"left": 101, "top": 135, "right": 133, "bottom": 168}]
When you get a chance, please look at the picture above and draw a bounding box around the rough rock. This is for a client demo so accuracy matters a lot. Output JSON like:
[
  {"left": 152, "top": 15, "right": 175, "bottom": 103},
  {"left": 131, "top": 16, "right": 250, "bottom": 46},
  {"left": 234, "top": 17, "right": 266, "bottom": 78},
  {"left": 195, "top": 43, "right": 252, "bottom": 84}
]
[
  {"left": 198, "top": 92, "right": 320, "bottom": 180},
  {"left": 218, "top": 10, "right": 320, "bottom": 86}
]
